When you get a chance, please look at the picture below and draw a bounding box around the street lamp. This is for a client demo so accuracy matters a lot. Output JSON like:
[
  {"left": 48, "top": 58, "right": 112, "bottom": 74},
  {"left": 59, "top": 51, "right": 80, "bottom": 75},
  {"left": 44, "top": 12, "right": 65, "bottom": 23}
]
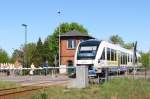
[
  {"left": 149, "top": 49, "right": 150, "bottom": 67},
  {"left": 22, "top": 24, "right": 28, "bottom": 68},
  {"left": 57, "top": 11, "right": 61, "bottom": 67}
]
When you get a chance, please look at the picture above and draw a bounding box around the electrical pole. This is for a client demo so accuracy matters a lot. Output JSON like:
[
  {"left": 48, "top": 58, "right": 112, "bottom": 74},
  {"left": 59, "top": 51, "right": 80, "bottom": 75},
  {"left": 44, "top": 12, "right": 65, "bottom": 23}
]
[
  {"left": 22, "top": 24, "right": 28, "bottom": 68},
  {"left": 57, "top": 11, "right": 61, "bottom": 67},
  {"left": 149, "top": 49, "right": 150, "bottom": 68}
]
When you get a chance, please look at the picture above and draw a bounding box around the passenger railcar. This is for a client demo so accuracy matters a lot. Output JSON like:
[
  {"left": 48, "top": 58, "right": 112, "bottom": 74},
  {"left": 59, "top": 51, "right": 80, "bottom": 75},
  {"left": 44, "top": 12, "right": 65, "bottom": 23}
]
[{"left": 74, "top": 39, "right": 141, "bottom": 74}]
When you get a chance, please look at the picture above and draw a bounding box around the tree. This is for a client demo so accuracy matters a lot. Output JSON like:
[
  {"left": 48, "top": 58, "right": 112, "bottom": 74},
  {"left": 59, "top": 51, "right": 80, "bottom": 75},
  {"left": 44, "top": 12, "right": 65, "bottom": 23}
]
[
  {"left": 25, "top": 43, "right": 36, "bottom": 67},
  {"left": 10, "top": 43, "right": 36, "bottom": 67},
  {"left": 0, "top": 48, "right": 9, "bottom": 63},
  {"left": 140, "top": 51, "right": 150, "bottom": 68},
  {"left": 47, "top": 22, "right": 88, "bottom": 66},
  {"left": 31, "top": 38, "right": 43, "bottom": 67},
  {"left": 123, "top": 43, "right": 133, "bottom": 49},
  {"left": 109, "top": 35, "right": 134, "bottom": 49},
  {"left": 43, "top": 39, "right": 54, "bottom": 65},
  {"left": 109, "top": 35, "right": 124, "bottom": 45},
  {"left": 10, "top": 49, "right": 23, "bottom": 64}
]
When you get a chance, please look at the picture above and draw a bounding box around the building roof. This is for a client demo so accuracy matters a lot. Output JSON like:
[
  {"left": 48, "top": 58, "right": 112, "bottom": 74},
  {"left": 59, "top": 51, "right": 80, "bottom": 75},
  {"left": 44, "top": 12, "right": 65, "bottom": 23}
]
[{"left": 60, "top": 30, "right": 94, "bottom": 38}]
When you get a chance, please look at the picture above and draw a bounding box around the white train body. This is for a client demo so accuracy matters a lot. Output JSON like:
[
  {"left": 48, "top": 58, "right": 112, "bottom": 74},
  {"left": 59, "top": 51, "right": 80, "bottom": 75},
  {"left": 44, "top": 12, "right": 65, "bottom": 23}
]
[{"left": 74, "top": 39, "right": 141, "bottom": 73}]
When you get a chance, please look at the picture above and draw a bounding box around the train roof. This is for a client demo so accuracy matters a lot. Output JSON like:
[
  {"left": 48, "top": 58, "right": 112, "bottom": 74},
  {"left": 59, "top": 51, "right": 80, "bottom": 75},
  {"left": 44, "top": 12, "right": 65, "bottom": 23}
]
[
  {"left": 80, "top": 39, "right": 140, "bottom": 57},
  {"left": 79, "top": 39, "right": 102, "bottom": 46}
]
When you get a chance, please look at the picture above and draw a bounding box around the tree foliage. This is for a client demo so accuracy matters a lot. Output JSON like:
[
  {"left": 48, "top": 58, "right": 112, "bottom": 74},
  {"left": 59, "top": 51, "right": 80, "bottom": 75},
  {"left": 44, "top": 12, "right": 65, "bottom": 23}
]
[
  {"left": 109, "top": 35, "right": 124, "bottom": 45},
  {"left": 31, "top": 38, "right": 43, "bottom": 67},
  {"left": 0, "top": 48, "right": 9, "bottom": 63},
  {"left": 26, "top": 43, "right": 36, "bottom": 67},
  {"left": 140, "top": 52, "right": 150, "bottom": 68},
  {"left": 10, "top": 43, "right": 36, "bottom": 67},
  {"left": 109, "top": 35, "right": 133, "bottom": 49},
  {"left": 10, "top": 49, "right": 23, "bottom": 64},
  {"left": 123, "top": 43, "right": 133, "bottom": 49}
]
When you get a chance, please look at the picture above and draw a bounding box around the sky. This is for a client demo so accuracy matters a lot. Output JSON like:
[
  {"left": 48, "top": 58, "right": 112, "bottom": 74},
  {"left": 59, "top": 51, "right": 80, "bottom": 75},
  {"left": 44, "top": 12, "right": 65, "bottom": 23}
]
[{"left": 0, "top": 0, "right": 150, "bottom": 55}]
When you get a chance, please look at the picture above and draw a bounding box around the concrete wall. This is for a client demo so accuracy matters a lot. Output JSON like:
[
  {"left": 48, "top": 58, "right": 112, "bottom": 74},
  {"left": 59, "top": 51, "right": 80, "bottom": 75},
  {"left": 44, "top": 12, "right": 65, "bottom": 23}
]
[{"left": 68, "top": 66, "right": 89, "bottom": 88}]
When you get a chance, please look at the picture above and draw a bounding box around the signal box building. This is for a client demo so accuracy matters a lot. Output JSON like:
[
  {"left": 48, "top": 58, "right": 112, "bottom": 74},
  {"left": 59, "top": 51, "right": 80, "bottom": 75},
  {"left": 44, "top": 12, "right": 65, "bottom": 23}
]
[{"left": 60, "top": 30, "right": 94, "bottom": 66}]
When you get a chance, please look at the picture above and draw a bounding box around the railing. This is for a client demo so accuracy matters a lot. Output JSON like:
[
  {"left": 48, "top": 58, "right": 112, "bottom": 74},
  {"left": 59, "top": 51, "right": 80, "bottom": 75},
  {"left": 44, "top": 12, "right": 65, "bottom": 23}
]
[
  {"left": 89, "top": 66, "right": 150, "bottom": 84},
  {"left": 0, "top": 66, "right": 75, "bottom": 77},
  {"left": 0, "top": 66, "right": 149, "bottom": 83}
]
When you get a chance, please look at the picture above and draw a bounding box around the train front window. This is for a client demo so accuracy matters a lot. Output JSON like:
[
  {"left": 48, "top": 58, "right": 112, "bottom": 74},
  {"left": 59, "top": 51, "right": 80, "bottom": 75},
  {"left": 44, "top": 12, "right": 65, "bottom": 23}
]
[
  {"left": 77, "top": 46, "right": 97, "bottom": 59},
  {"left": 77, "top": 40, "right": 101, "bottom": 60}
]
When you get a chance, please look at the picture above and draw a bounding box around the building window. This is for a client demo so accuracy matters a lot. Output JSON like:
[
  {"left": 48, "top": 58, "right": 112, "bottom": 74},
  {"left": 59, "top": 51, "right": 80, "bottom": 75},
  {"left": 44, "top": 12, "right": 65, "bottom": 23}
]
[{"left": 68, "top": 39, "right": 76, "bottom": 48}]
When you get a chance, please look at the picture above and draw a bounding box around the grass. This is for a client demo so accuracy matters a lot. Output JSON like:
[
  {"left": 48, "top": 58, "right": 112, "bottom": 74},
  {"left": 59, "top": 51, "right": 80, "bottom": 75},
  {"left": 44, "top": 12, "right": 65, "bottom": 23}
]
[
  {"left": 0, "top": 81, "right": 20, "bottom": 89},
  {"left": 30, "top": 78, "right": 150, "bottom": 99}
]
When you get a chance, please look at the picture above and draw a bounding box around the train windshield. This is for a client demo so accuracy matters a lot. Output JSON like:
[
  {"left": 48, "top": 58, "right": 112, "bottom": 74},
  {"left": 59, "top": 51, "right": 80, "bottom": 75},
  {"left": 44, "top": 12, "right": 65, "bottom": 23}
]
[{"left": 77, "top": 40, "right": 101, "bottom": 60}]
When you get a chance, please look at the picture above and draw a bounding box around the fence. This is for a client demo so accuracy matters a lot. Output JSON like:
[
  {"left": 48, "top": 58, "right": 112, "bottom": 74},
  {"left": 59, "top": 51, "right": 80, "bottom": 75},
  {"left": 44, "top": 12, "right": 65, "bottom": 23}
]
[
  {"left": 0, "top": 66, "right": 75, "bottom": 77},
  {"left": 89, "top": 66, "right": 150, "bottom": 84},
  {"left": 108, "top": 67, "right": 150, "bottom": 80},
  {"left": 0, "top": 66, "right": 150, "bottom": 83}
]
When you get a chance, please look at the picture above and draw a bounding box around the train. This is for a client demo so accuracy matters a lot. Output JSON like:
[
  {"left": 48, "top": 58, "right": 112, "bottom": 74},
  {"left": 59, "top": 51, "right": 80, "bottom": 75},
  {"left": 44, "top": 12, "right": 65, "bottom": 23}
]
[{"left": 74, "top": 39, "right": 141, "bottom": 76}]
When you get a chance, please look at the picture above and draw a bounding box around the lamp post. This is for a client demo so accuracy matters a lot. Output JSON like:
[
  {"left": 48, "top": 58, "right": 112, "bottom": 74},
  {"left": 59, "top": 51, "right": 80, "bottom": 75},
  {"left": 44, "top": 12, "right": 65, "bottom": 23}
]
[
  {"left": 22, "top": 24, "right": 27, "bottom": 68},
  {"left": 57, "top": 11, "right": 61, "bottom": 67},
  {"left": 149, "top": 49, "right": 150, "bottom": 67}
]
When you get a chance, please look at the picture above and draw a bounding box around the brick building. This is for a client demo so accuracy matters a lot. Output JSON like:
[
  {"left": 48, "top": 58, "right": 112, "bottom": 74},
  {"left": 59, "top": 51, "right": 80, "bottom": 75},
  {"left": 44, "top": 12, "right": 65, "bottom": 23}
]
[{"left": 60, "top": 30, "right": 94, "bottom": 66}]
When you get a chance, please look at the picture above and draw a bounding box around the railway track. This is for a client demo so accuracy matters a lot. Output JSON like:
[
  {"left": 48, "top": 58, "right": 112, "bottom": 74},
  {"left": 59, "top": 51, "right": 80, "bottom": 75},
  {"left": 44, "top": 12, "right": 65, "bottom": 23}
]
[{"left": 0, "top": 80, "right": 68, "bottom": 98}]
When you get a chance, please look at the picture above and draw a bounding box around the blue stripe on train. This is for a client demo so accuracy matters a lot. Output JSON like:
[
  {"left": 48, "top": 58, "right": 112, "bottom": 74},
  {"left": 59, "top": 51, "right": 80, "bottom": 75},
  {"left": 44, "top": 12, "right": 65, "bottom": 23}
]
[
  {"left": 110, "top": 66, "right": 127, "bottom": 72},
  {"left": 88, "top": 66, "right": 127, "bottom": 76}
]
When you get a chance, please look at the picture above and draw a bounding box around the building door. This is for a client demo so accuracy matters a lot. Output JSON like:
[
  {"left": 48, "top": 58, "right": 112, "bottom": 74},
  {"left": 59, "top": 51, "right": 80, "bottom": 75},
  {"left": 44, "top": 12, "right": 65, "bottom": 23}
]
[
  {"left": 68, "top": 60, "right": 73, "bottom": 66},
  {"left": 67, "top": 60, "right": 74, "bottom": 74}
]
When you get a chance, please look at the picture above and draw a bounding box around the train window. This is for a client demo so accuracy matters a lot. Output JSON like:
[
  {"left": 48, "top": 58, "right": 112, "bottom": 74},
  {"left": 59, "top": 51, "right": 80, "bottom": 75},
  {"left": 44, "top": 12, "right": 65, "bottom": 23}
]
[
  {"left": 121, "top": 52, "right": 123, "bottom": 64},
  {"left": 100, "top": 48, "right": 105, "bottom": 60},
  {"left": 131, "top": 55, "right": 133, "bottom": 62},
  {"left": 114, "top": 50, "right": 117, "bottom": 61},
  {"left": 123, "top": 53, "right": 127, "bottom": 65},
  {"left": 121, "top": 52, "right": 126, "bottom": 64},
  {"left": 111, "top": 49, "right": 114, "bottom": 61},
  {"left": 123, "top": 53, "right": 126, "bottom": 64},
  {"left": 107, "top": 48, "right": 110, "bottom": 60},
  {"left": 128, "top": 54, "right": 130, "bottom": 62},
  {"left": 125, "top": 53, "right": 127, "bottom": 64}
]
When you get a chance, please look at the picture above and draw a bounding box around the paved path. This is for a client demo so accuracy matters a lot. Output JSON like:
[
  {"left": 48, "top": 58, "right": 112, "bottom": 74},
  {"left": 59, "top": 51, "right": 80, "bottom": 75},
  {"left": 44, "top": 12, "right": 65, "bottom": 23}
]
[{"left": 0, "top": 75, "right": 70, "bottom": 86}]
